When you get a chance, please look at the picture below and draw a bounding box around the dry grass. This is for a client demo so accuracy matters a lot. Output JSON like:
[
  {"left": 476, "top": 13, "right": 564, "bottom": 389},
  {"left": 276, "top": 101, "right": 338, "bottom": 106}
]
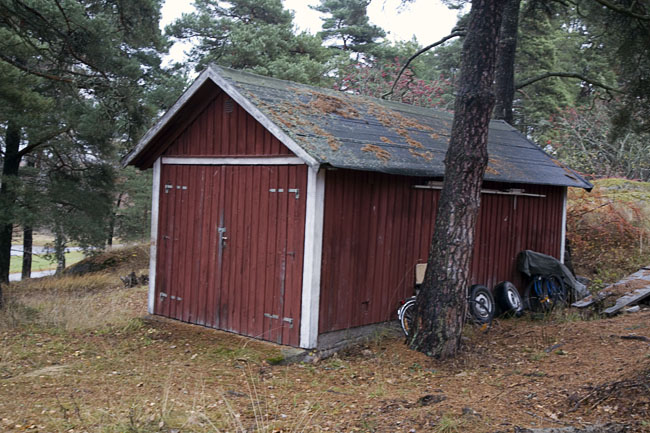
[
  {"left": 1, "top": 244, "right": 148, "bottom": 332},
  {"left": 1, "top": 248, "right": 649, "bottom": 432},
  {"left": 1, "top": 274, "right": 144, "bottom": 331},
  {"left": 9, "top": 272, "right": 118, "bottom": 294}
]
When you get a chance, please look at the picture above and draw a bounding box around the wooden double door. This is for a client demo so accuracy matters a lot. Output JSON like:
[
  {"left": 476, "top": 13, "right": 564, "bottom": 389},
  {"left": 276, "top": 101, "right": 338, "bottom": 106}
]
[{"left": 155, "top": 164, "right": 307, "bottom": 346}]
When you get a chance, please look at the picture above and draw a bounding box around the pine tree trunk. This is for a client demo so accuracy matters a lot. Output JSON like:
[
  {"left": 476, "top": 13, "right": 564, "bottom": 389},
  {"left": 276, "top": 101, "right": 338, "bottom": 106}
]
[
  {"left": 21, "top": 226, "right": 33, "bottom": 279},
  {"left": 107, "top": 217, "right": 114, "bottom": 248},
  {"left": 54, "top": 228, "right": 66, "bottom": 275},
  {"left": 107, "top": 193, "right": 123, "bottom": 247},
  {"left": 0, "top": 121, "right": 22, "bottom": 288},
  {"left": 408, "top": 0, "right": 506, "bottom": 359},
  {"left": 493, "top": 0, "right": 520, "bottom": 123}
]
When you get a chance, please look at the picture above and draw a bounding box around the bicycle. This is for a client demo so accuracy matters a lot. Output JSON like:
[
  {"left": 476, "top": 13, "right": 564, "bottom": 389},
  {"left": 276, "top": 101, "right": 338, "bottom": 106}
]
[
  {"left": 397, "top": 284, "right": 495, "bottom": 337},
  {"left": 523, "top": 274, "right": 567, "bottom": 313}
]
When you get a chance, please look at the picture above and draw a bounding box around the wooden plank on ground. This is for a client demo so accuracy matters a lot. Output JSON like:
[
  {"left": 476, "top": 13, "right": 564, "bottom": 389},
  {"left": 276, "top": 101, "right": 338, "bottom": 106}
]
[
  {"left": 603, "top": 287, "right": 650, "bottom": 316},
  {"left": 572, "top": 266, "right": 650, "bottom": 308}
]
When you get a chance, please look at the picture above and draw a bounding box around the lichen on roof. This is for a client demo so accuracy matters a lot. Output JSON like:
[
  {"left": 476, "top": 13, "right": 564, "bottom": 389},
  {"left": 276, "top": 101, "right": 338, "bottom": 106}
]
[
  {"left": 361, "top": 144, "right": 391, "bottom": 162},
  {"left": 409, "top": 149, "right": 434, "bottom": 161}
]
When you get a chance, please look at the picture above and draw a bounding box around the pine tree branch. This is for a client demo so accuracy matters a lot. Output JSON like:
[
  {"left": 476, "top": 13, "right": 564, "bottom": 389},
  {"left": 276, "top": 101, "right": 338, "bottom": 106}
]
[
  {"left": 592, "top": 0, "right": 650, "bottom": 21},
  {"left": 16, "top": 127, "right": 70, "bottom": 159},
  {"left": 0, "top": 54, "right": 74, "bottom": 83},
  {"left": 515, "top": 71, "right": 623, "bottom": 93},
  {"left": 382, "top": 29, "right": 466, "bottom": 100},
  {"left": 53, "top": 0, "right": 73, "bottom": 33}
]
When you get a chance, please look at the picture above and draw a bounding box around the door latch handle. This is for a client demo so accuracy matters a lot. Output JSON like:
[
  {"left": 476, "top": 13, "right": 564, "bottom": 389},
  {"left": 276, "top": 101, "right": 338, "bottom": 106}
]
[{"left": 218, "top": 227, "right": 227, "bottom": 248}]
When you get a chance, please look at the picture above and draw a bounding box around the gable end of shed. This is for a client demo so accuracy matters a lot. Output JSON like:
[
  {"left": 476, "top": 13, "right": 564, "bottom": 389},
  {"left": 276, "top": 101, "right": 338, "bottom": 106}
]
[{"left": 123, "top": 66, "right": 318, "bottom": 169}]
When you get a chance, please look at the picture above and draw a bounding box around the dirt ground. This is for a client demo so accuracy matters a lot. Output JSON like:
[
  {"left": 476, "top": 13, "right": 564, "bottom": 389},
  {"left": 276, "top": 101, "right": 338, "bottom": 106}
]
[{"left": 1, "top": 279, "right": 649, "bottom": 432}]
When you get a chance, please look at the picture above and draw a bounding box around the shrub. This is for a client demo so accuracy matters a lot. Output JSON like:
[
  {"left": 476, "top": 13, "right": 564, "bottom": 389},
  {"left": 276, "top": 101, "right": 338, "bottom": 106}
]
[{"left": 567, "top": 178, "right": 650, "bottom": 287}]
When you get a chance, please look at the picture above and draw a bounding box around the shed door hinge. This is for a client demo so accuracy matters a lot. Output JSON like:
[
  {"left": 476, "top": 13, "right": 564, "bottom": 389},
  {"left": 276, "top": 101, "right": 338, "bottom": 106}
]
[
  {"left": 264, "top": 313, "right": 293, "bottom": 328},
  {"left": 159, "top": 292, "right": 182, "bottom": 301},
  {"left": 269, "top": 188, "right": 299, "bottom": 199},
  {"left": 164, "top": 184, "right": 187, "bottom": 193}
]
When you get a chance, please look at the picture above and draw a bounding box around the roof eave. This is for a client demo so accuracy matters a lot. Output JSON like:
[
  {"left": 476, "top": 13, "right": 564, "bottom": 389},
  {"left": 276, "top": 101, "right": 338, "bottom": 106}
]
[{"left": 489, "top": 120, "right": 593, "bottom": 191}]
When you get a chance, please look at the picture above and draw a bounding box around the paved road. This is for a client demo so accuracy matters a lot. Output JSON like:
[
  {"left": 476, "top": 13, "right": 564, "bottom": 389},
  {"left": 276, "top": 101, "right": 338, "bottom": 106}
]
[
  {"left": 9, "top": 269, "right": 56, "bottom": 282},
  {"left": 10, "top": 245, "right": 82, "bottom": 256}
]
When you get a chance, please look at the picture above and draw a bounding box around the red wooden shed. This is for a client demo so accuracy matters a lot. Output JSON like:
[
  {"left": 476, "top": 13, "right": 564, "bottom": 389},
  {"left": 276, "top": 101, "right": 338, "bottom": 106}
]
[{"left": 123, "top": 66, "right": 592, "bottom": 349}]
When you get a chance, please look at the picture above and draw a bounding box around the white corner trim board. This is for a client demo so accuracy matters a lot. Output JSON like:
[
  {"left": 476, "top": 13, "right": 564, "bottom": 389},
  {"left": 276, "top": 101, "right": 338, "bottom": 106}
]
[
  {"left": 560, "top": 186, "right": 568, "bottom": 263},
  {"left": 161, "top": 156, "right": 304, "bottom": 165},
  {"left": 300, "top": 166, "right": 326, "bottom": 349},
  {"left": 148, "top": 158, "right": 161, "bottom": 314}
]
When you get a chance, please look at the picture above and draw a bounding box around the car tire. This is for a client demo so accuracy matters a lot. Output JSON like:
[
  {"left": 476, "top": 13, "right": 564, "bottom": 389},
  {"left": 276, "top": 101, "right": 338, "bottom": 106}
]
[
  {"left": 494, "top": 281, "right": 523, "bottom": 317},
  {"left": 469, "top": 284, "right": 495, "bottom": 324}
]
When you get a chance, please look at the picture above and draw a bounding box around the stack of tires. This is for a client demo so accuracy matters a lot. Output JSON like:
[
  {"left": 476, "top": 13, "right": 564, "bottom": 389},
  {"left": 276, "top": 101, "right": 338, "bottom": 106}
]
[{"left": 467, "top": 281, "right": 523, "bottom": 325}]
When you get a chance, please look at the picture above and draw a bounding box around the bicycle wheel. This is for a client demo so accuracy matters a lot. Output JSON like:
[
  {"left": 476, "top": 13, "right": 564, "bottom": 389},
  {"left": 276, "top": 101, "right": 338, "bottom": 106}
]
[
  {"left": 524, "top": 275, "right": 550, "bottom": 313},
  {"left": 398, "top": 298, "right": 416, "bottom": 336},
  {"left": 468, "top": 284, "right": 495, "bottom": 324},
  {"left": 544, "top": 274, "right": 567, "bottom": 308}
]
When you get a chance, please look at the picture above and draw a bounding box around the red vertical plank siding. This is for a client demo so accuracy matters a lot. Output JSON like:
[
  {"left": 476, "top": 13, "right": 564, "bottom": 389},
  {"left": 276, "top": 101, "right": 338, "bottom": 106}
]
[
  {"left": 282, "top": 167, "right": 295, "bottom": 343},
  {"left": 221, "top": 165, "right": 235, "bottom": 332},
  {"left": 181, "top": 165, "right": 195, "bottom": 322},
  {"left": 274, "top": 167, "right": 288, "bottom": 344},
  {"left": 238, "top": 166, "right": 250, "bottom": 336},
  {"left": 178, "top": 165, "right": 191, "bottom": 322},
  {"left": 159, "top": 165, "right": 173, "bottom": 319},
  {"left": 185, "top": 166, "right": 201, "bottom": 323},
  {"left": 319, "top": 170, "right": 565, "bottom": 334},
  {"left": 163, "top": 93, "right": 292, "bottom": 157},
  {"left": 356, "top": 173, "right": 373, "bottom": 324},
  {"left": 184, "top": 166, "right": 199, "bottom": 322},
  {"left": 255, "top": 167, "right": 270, "bottom": 339},
  {"left": 231, "top": 166, "right": 245, "bottom": 334},
  {"left": 242, "top": 165, "right": 254, "bottom": 337},
  {"left": 213, "top": 167, "right": 227, "bottom": 329},
  {"left": 168, "top": 165, "right": 182, "bottom": 320},
  {"left": 166, "top": 165, "right": 180, "bottom": 320},
  {"left": 246, "top": 165, "right": 259, "bottom": 338},
  {"left": 196, "top": 167, "right": 213, "bottom": 326},
  {"left": 264, "top": 167, "right": 278, "bottom": 340},
  {"left": 384, "top": 179, "right": 402, "bottom": 322}
]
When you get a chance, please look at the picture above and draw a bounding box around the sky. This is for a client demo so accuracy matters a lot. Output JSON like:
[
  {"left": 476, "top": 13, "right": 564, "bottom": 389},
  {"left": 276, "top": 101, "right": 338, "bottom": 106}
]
[{"left": 160, "top": 0, "right": 462, "bottom": 63}]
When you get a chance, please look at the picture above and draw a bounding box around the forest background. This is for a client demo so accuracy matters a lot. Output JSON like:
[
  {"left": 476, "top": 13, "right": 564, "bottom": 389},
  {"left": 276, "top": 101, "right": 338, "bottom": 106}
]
[{"left": 1, "top": 0, "right": 650, "bottom": 288}]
